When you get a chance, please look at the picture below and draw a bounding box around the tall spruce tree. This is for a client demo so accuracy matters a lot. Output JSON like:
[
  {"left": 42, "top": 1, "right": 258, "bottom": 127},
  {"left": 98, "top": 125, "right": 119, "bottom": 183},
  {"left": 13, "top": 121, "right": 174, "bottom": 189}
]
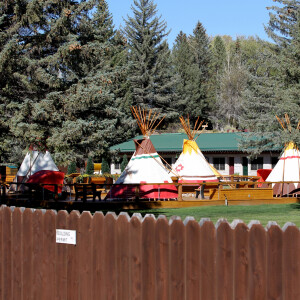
[
  {"left": 211, "top": 36, "right": 226, "bottom": 78},
  {"left": 171, "top": 22, "right": 212, "bottom": 122},
  {"left": 172, "top": 31, "right": 197, "bottom": 117},
  {"left": 122, "top": 0, "right": 177, "bottom": 121},
  {"left": 45, "top": 0, "right": 133, "bottom": 164},
  {"left": 239, "top": 1, "right": 300, "bottom": 154},
  {"left": 188, "top": 21, "right": 212, "bottom": 121},
  {"left": 265, "top": 0, "right": 299, "bottom": 46},
  {"left": 0, "top": 0, "right": 29, "bottom": 162},
  {"left": 208, "top": 36, "right": 226, "bottom": 127},
  {"left": 3, "top": 0, "right": 132, "bottom": 165},
  {"left": 2, "top": 0, "right": 97, "bottom": 163}
]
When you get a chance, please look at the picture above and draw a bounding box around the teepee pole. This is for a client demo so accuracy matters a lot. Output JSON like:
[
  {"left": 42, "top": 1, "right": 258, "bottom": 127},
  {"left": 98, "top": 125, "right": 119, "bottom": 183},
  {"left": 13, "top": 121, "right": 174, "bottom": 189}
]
[
  {"left": 149, "top": 115, "right": 165, "bottom": 136},
  {"left": 192, "top": 116, "right": 200, "bottom": 139},
  {"left": 276, "top": 115, "right": 286, "bottom": 131},
  {"left": 194, "top": 123, "right": 208, "bottom": 142},
  {"left": 285, "top": 113, "right": 292, "bottom": 132}
]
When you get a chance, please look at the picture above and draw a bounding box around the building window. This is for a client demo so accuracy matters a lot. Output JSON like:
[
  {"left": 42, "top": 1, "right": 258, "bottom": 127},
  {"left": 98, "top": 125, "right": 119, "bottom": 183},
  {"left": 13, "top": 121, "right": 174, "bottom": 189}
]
[
  {"left": 251, "top": 157, "right": 263, "bottom": 170},
  {"left": 213, "top": 157, "right": 225, "bottom": 170},
  {"left": 271, "top": 157, "right": 278, "bottom": 168},
  {"left": 114, "top": 163, "right": 121, "bottom": 170}
]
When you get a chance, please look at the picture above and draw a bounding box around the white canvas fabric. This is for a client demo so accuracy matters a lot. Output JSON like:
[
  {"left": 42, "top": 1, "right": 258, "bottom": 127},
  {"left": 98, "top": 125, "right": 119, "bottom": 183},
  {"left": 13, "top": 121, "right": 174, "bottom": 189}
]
[
  {"left": 266, "top": 142, "right": 300, "bottom": 187},
  {"left": 16, "top": 151, "right": 59, "bottom": 177},
  {"left": 116, "top": 138, "right": 173, "bottom": 184},
  {"left": 173, "top": 139, "right": 218, "bottom": 182}
]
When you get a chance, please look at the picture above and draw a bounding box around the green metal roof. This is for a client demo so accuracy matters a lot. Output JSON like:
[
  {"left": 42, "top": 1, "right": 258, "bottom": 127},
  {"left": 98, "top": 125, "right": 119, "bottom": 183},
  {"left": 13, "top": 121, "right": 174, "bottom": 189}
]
[{"left": 110, "top": 132, "right": 246, "bottom": 153}]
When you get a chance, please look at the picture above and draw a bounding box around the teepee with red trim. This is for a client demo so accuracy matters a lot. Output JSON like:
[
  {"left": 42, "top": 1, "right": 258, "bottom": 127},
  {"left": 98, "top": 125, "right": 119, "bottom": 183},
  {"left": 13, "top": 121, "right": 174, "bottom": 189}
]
[
  {"left": 106, "top": 107, "right": 178, "bottom": 200},
  {"left": 173, "top": 116, "right": 219, "bottom": 183},
  {"left": 266, "top": 114, "right": 300, "bottom": 196}
]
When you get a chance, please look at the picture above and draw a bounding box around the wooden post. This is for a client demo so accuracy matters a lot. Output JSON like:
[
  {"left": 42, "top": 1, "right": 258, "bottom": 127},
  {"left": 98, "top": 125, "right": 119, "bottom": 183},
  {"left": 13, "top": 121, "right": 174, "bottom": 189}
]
[
  {"left": 178, "top": 183, "right": 182, "bottom": 201},
  {"left": 83, "top": 184, "right": 87, "bottom": 202},
  {"left": 1, "top": 184, "right": 6, "bottom": 203},
  {"left": 135, "top": 185, "right": 140, "bottom": 201},
  {"left": 200, "top": 183, "right": 205, "bottom": 199}
]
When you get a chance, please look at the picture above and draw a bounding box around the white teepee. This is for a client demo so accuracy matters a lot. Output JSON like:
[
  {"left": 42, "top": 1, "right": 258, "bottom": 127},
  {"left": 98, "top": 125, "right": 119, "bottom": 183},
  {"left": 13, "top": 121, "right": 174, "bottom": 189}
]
[
  {"left": 266, "top": 114, "right": 300, "bottom": 196},
  {"left": 173, "top": 116, "right": 219, "bottom": 183},
  {"left": 107, "top": 107, "right": 177, "bottom": 199},
  {"left": 17, "top": 151, "right": 58, "bottom": 177},
  {"left": 11, "top": 150, "right": 59, "bottom": 190}
]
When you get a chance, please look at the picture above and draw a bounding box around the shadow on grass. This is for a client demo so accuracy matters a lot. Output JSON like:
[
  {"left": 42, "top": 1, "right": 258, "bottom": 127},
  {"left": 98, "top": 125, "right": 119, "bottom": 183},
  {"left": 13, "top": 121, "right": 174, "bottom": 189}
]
[{"left": 289, "top": 203, "right": 300, "bottom": 210}]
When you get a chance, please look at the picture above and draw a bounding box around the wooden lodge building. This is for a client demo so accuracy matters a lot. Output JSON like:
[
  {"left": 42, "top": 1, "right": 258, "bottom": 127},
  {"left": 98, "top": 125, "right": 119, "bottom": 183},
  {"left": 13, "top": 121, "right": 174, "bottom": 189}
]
[{"left": 110, "top": 132, "right": 280, "bottom": 176}]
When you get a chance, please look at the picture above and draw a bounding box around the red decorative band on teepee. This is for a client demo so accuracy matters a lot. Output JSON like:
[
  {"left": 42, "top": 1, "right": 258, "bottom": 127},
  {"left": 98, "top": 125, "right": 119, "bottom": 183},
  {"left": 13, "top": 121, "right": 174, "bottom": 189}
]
[
  {"left": 280, "top": 156, "right": 300, "bottom": 160},
  {"left": 105, "top": 182, "right": 178, "bottom": 200}
]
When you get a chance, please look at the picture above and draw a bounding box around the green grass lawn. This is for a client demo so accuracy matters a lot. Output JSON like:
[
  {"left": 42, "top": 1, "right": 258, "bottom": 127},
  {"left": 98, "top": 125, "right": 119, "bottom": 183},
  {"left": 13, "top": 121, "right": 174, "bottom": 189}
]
[{"left": 122, "top": 203, "right": 300, "bottom": 228}]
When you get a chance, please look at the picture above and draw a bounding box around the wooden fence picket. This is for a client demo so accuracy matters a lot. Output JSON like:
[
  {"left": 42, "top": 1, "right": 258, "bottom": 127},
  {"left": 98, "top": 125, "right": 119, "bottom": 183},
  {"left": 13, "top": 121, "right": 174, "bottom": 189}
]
[
  {"left": 12, "top": 207, "right": 22, "bottom": 300},
  {"left": 116, "top": 212, "right": 130, "bottom": 300},
  {"left": 129, "top": 214, "right": 142, "bottom": 300},
  {"left": 2, "top": 206, "right": 12, "bottom": 300},
  {"left": 233, "top": 221, "right": 249, "bottom": 300},
  {"left": 169, "top": 216, "right": 186, "bottom": 300},
  {"left": 32, "top": 209, "right": 44, "bottom": 300},
  {"left": 200, "top": 219, "right": 216, "bottom": 300},
  {"left": 266, "top": 222, "right": 283, "bottom": 300},
  {"left": 249, "top": 221, "right": 267, "bottom": 300},
  {"left": 216, "top": 220, "right": 234, "bottom": 300},
  {"left": 141, "top": 215, "right": 156, "bottom": 300},
  {"left": 92, "top": 211, "right": 105, "bottom": 300},
  {"left": 67, "top": 210, "right": 80, "bottom": 300},
  {"left": 283, "top": 223, "right": 300, "bottom": 300},
  {"left": 155, "top": 215, "right": 169, "bottom": 300},
  {"left": 56, "top": 210, "right": 68, "bottom": 300},
  {"left": 78, "top": 211, "right": 93, "bottom": 300},
  {"left": 42, "top": 209, "right": 56, "bottom": 300},
  {"left": 185, "top": 217, "right": 200, "bottom": 300},
  {"left": 103, "top": 212, "right": 117, "bottom": 300}
]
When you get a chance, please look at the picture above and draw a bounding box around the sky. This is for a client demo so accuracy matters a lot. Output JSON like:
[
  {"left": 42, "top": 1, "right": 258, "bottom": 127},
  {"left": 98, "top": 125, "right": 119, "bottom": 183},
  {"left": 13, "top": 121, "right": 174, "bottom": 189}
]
[{"left": 106, "top": 0, "right": 275, "bottom": 46}]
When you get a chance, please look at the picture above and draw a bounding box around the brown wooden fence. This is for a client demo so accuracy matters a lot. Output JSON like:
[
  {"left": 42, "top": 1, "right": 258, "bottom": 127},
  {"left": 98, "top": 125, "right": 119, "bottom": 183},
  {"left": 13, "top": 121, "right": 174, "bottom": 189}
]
[{"left": 0, "top": 205, "right": 300, "bottom": 300}]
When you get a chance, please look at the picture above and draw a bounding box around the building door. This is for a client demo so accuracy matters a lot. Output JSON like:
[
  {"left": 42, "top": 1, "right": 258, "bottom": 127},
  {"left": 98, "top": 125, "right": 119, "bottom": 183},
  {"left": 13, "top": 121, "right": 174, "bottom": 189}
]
[
  {"left": 229, "top": 157, "right": 234, "bottom": 175},
  {"left": 242, "top": 157, "right": 248, "bottom": 176}
]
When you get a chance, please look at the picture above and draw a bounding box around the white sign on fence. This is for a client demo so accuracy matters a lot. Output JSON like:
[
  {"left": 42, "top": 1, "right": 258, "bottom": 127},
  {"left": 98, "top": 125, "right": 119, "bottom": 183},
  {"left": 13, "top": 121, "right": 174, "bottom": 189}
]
[{"left": 56, "top": 229, "right": 76, "bottom": 245}]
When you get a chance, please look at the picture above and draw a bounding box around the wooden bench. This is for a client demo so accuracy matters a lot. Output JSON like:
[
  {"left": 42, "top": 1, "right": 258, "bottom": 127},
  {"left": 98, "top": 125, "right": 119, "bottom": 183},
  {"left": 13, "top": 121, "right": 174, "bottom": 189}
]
[{"left": 74, "top": 183, "right": 104, "bottom": 202}]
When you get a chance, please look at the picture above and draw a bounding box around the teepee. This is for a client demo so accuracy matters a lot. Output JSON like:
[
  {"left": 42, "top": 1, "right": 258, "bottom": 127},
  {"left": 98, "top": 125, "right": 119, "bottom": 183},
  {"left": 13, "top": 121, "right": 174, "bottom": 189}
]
[
  {"left": 11, "top": 150, "right": 59, "bottom": 191},
  {"left": 266, "top": 114, "right": 300, "bottom": 196},
  {"left": 173, "top": 116, "right": 219, "bottom": 183},
  {"left": 106, "top": 107, "right": 178, "bottom": 200}
]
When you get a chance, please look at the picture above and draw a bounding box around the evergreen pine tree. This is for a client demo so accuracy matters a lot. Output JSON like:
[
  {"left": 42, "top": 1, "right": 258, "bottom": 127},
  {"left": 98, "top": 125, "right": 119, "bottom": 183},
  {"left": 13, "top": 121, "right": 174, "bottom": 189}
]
[
  {"left": 172, "top": 22, "right": 212, "bottom": 122},
  {"left": 239, "top": 1, "right": 300, "bottom": 154},
  {"left": 46, "top": 0, "right": 133, "bottom": 164},
  {"left": 187, "top": 22, "right": 212, "bottom": 121},
  {"left": 120, "top": 154, "right": 128, "bottom": 172},
  {"left": 122, "top": 0, "right": 177, "bottom": 121},
  {"left": 4, "top": 0, "right": 132, "bottom": 165},
  {"left": 172, "top": 31, "right": 198, "bottom": 118},
  {"left": 0, "top": 0, "right": 29, "bottom": 162},
  {"left": 101, "top": 158, "right": 110, "bottom": 174},
  {"left": 208, "top": 35, "right": 227, "bottom": 127},
  {"left": 211, "top": 36, "right": 226, "bottom": 77},
  {"left": 86, "top": 157, "right": 94, "bottom": 175},
  {"left": 67, "top": 161, "right": 77, "bottom": 175},
  {"left": 265, "top": 0, "right": 299, "bottom": 46}
]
